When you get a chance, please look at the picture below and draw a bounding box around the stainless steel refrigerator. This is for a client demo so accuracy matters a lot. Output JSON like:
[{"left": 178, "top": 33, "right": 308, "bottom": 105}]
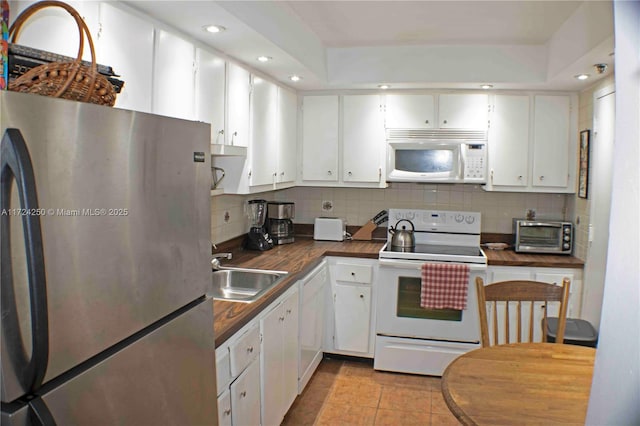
[{"left": 1, "top": 91, "right": 217, "bottom": 425}]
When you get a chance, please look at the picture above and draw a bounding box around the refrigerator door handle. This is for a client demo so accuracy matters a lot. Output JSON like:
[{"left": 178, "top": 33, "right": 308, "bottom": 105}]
[
  {"left": 28, "top": 398, "right": 56, "bottom": 426},
  {"left": 1, "top": 128, "right": 49, "bottom": 393}
]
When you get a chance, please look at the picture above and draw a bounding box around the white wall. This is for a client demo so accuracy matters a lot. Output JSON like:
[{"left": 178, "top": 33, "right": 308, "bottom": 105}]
[{"left": 586, "top": 1, "right": 640, "bottom": 423}]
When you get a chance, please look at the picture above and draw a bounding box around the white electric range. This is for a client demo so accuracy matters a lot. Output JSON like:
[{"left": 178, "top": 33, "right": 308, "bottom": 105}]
[{"left": 375, "top": 209, "right": 487, "bottom": 376}]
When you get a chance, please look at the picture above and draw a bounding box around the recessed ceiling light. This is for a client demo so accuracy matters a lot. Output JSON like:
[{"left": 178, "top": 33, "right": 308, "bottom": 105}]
[
  {"left": 480, "top": 84, "right": 493, "bottom": 89},
  {"left": 257, "top": 56, "right": 272, "bottom": 62},
  {"left": 575, "top": 74, "right": 590, "bottom": 80},
  {"left": 378, "top": 84, "right": 390, "bottom": 90},
  {"left": 289, "top": 75, "right": 302, "bottom": 82},
  {"left": 203, "top": 25, "right": 225, "bottom": 34}
]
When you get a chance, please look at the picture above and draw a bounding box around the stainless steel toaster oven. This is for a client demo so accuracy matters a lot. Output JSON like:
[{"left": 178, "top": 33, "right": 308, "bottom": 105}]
[{"left": 513, "top": 219, "right": 573, "bottom": 254}]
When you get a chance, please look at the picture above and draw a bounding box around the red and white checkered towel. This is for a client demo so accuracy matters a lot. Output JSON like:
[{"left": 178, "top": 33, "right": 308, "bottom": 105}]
[{"left": 420, "top": 263, "right": 470, "bottom": 310}]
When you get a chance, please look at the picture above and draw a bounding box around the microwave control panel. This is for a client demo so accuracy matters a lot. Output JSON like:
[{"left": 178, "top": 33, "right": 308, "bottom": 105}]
[{"left": 463, "top": 143, "right": 486, "bottom": 182}]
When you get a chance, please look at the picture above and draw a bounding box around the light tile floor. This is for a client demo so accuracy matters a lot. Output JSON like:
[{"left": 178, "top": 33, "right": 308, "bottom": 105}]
[{"left": 282, "top": 357, "right": 460, "bottom": 426}]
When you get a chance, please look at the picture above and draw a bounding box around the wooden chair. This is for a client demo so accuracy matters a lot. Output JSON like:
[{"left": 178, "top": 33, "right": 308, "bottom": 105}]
[{"left": 475, "top": 277, "right": 570, "bottom": 347}]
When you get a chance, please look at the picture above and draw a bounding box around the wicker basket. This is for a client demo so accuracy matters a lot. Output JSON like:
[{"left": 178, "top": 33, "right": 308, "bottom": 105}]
[{"left": 8, "top": 1, "right": 116, "bottom": 106}]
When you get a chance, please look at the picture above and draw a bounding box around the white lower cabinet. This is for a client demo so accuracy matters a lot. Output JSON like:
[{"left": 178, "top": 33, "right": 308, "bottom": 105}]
[
  {"left": 325, "top": 258, "right": 377, "bottom": 357},
  {"left": 217, "top": 389, "right": 232, "bottom": 426},
  {"left": 333, "top": 284, "right": 372, "bottom": 353},
  {"left": 486, "top": 266, "right": 583, "bottom": 343},
  {"left": 298, "top": 261, "right": 328, "bottom": 393},
  {"left": 261, "top": 287, "right": 299, "bottom": 426},
  {"left": 216, "top": 285, "right": 301, "bottom": 426},
  {"left": 230, "top": 359, "right": 261, "bottom": 426},
  {"left": 215, "top": 322, "right": 261, "bottom": 426}
]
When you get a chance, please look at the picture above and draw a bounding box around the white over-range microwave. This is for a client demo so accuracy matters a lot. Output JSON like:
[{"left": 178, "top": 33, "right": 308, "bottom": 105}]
[{"left": 386, "top": 129, "right": 487, "bottom": 183}]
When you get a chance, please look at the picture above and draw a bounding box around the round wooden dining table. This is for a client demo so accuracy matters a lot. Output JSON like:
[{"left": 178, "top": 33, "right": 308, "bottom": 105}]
[{"left": 441, "top": 343, "right": 596, "bottom": 425}]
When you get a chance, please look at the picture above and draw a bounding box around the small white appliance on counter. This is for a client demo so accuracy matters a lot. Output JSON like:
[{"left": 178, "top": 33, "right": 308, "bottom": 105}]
[
  {"left": 313, "top": 217, "right": 346, "bottom": 241},
  {"left": 375, "top": 208, "right": 487, "bottom": 376}
]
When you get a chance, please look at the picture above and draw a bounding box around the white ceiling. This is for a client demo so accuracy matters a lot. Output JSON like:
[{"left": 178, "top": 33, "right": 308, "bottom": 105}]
[
  {"left": 285, "top": 1, "right": 582, "bottom": 46},
  {"left": 125, "top": 0, "right": 615, "bottom": 92}
]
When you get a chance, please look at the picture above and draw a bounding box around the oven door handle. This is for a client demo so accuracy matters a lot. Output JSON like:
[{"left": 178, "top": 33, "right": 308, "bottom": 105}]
[{"left": 378, "top": 258, "right": 487, "bottom": 271}]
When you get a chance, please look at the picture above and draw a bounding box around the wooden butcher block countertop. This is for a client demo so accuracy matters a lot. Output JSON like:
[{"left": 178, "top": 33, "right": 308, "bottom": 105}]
[
  {"left": 212, "top": 236, "right": 584, "bottom": 347},
  {"left": 484, "top": 249, "right": 585, "bottom": 268},
  {"left": 212, "top": 237, "right": 384, "bottom": 347}
]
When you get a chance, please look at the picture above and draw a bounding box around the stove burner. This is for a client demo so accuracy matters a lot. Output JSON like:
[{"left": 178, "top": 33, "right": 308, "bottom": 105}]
[
  {"left": 389, "top": 245, "right": 415, "bottom": 253},
  {"left": 385, "top": 244, "right": 482, "bottom": 257}
]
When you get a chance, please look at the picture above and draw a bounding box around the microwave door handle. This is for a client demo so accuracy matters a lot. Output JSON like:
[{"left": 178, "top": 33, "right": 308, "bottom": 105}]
[
  {"left": 458, "top": 145, "right": 465, "bottom": 180},
  {"left": 1, "top": 129, "right": 49, "bottom": 394}
]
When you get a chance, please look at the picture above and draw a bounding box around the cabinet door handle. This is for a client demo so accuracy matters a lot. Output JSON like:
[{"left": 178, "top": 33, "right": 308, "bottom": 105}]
[
  {"left": 351, "top": 272, "right": 355, "bottom": 276},
  {"left": 327, "top": 170, "right": 332, "bottom": 176},
  {"left": 286, "top": 309, "right": 292, "bottom": 314},
  {"left": 443, "top": 119, "right": 448, "bottom": 124},
  {"left": 518, "top": 175, "right": 523, "bottom": 180},
  {"left": 240, "top": 391, "right": 247, "bottom": 398},
  {"left": 231, "top": 131, "right": 238, "bottom": 145},
  {"left": 425, "top": 119, "right": 429, "bottom": 124},
  {"left": 540, "top": 175, "right": 545, "bottom": 181},
  {"left": 247, "top": 346, "right": 253, "bottom": 353},
  {"left": 360, "top": 294, "right": 364, "bottom": 299},
  {"left": 224, "top": 409, "right": 231, "bottom": 416},
  {"left": 348, "top": 171, "right": 352, "bottom": 176},
  {"left": 279, "top": 316, "right": 285, "bottom": 322}
]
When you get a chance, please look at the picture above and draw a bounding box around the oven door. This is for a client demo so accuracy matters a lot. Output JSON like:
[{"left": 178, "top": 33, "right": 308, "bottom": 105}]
[{"left": 377, "top": 259, "right": 485, "bottom": 343}]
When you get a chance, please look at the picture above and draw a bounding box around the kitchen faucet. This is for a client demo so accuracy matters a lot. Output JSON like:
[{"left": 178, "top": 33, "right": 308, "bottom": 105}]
[{"left": 211, "top": 251, "right": 233, "bottom": 270}]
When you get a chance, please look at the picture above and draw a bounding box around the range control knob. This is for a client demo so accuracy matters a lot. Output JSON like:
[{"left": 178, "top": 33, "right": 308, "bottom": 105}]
[
  {"left": 564, "top": 235, "right": 571, "bottom": 241},
  {"left": 455, "top": 214, "right": 464, "bottom": 223},
  {"left": 564, "top": 227, "right": 571, "bottom": 234},
  {"left": 563, "top": 243, "right": 570, "bottom": 249},
  {"left": 465, "top": 216, "right": 475, "bottom": 224}
]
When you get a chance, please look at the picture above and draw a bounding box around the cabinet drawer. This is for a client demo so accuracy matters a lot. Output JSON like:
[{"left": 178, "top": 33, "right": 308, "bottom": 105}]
[
  {"left": 217, "top": 389, "right": 232, "bottom": 426},
  {"left": 335, "top": 263, "right": 373, "bottom": 284},
  {"left": 229, "top": 324, "right": 260, "bottom": 377},
  {"left": 215, "top": 348, "right": 232, "bottom": 395}
]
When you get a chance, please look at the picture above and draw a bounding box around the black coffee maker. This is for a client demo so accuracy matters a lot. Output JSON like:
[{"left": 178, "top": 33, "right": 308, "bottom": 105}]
[{"left": 243, "top": 199, "right": 273, "bottom": 251}]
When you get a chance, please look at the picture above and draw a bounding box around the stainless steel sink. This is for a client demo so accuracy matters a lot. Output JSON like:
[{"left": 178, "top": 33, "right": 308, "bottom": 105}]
[{"left": 209, "top": 267, "right": 288, "bottom": 303}]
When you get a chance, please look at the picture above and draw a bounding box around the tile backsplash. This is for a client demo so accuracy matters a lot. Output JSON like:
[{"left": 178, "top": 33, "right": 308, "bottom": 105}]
[{"left": 210, "top": 183, "right": 568, "bottom": 245}]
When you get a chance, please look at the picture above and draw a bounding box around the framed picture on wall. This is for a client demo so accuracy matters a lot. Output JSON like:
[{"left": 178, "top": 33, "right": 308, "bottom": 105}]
[{"left": 578, "top": 130, "right": 591, "bottom": 199}]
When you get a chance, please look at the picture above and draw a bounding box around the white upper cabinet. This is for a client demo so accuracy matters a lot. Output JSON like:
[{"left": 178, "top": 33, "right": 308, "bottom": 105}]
[
  {"left": 488, "top": 95, "right": 530, "bottom": 187},
  {"left": 301, "top": 96, "right": 339, "bottom": 182},
  {"left": 226, "top": 63, "right": 251, "bottom": 147},
  {"left": 250, "top": 77, "right": 278, "bottom": 186},
  {"left": 343, "top": 95, "right": 384, "bottom": 183},
  {"left": 152, "top": 30, "right": 195, "bottom": 120},
  {"left": 277, "top": 88, "right": 298, "bottom": 184},
  {"left": 195, "top": 48, "right": 225, "bottom": 144},
  {"left": 384, "top": 94, "right": 435, "bottom": 128},
  {"left": 438, "top": 93, "right": 489, "bottom": 129},
  {"left": 11, "top": 0, "right": 99, "bottom": 61},
  {"left": 97, "top": 3, "right": 154, "bottom": 113},
  {"left": 532, "top": 95, "right": 571, "bottom": 188},
  {"left": 384, "top": 93, "right": 488, "bottom": 129},
  {"left": 486, "top": 94, "right": 576, "bottom": 193},
  {"left": 300, "top": 95, "right": 385, "bottom": 188}
]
